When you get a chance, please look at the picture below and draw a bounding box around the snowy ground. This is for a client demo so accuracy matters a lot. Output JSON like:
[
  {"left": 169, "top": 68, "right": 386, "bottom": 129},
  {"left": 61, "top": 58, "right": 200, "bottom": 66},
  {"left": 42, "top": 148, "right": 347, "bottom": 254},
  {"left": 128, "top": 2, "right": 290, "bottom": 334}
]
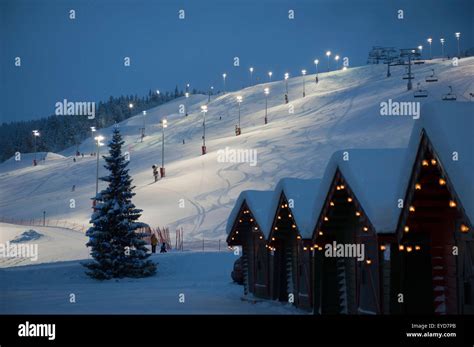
[
  {"left": 1, "top": 58, "right": 472, "bottom": 242},
  {"left": 0, "top": 250, "right": 301, "bottom": 314},
  {"left": 0, "top": 222, "right": 89, "bottom": 268},
  {"left": 0, "top": 222, "right": 299, "bottom": 314}
]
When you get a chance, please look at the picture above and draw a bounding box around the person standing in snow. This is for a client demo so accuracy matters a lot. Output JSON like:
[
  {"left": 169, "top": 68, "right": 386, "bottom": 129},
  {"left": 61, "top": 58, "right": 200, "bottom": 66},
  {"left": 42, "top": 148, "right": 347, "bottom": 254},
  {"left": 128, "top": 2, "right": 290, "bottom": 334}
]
[
  {"left": 150, "top": 233, "right": 158, "bottom": 253},
  {"left": 152, "top": 165, "right": 159, "bottom": 182},
  {"left": 160, "top": 242, "right": 167, "bottom": 253}
]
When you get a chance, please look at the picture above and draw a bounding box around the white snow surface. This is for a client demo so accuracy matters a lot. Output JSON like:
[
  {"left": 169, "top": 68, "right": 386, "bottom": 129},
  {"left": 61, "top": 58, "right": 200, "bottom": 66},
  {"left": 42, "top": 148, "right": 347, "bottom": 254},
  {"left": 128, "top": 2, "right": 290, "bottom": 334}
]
[
  {"left": 0, "top": 58, "right": 473, "bottom": 242},
  {"left": 0, "top": 250, "right": 302, "bottom": 314},
  {"left": 0, "top": 222, "right": 89, "bottom": 268}
]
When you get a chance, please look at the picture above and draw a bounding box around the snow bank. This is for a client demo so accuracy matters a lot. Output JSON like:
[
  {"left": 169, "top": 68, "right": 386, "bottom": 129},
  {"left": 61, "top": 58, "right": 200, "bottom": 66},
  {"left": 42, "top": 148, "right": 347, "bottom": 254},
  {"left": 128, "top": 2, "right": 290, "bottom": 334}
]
[{"left": 10, "top": 229, "right": 44, "bottom": 243}]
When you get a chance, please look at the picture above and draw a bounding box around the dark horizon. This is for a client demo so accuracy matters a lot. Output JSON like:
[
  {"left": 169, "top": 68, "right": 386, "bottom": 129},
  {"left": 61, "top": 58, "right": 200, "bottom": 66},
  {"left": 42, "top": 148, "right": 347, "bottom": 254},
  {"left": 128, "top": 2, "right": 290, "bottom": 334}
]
[{"left": 1, "top": 0, "right": 472, "bottom": 123}]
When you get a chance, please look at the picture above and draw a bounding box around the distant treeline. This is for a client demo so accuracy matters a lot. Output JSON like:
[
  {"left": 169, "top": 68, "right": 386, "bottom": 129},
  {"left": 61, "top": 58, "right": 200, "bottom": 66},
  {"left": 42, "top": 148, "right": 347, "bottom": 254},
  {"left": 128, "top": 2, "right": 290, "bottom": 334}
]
[{"left": 0, "top": 86, "right": 207, "bottom": 162}]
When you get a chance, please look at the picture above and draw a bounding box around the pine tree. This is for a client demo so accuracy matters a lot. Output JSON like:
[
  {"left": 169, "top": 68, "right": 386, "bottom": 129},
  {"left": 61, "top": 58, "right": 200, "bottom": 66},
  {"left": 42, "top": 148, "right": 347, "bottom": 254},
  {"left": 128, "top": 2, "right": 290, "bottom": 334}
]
[{"left": 84, "top": 127, "right": 156, "bottom": 279}]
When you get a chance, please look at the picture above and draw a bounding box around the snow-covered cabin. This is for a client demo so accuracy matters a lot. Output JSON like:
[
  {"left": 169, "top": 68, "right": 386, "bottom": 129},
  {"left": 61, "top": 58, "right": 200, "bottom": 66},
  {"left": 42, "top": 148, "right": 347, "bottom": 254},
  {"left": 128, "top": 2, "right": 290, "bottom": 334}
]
[
  {"left": 265, "top": 178, "right": 321, "bottom": 310},
  {"left": 226, "top": 190, "right": 274, "bottom": 299},
  {"left": 394, "top": 102, "right": 474, "bottom": 314},
  {"left": 310, "top": 148, "right": 406, "bottom": 314}
]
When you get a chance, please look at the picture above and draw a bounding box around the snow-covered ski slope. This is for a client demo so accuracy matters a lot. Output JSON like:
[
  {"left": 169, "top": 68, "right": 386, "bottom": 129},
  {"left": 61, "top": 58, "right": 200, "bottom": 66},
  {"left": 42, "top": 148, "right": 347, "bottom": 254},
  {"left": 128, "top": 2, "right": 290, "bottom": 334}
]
[
  {"left": 0, "top": 222, "right": 89, "bottom": 268},
  {"left": 0, "top": 58, "right": 473, "bottom": 240}
]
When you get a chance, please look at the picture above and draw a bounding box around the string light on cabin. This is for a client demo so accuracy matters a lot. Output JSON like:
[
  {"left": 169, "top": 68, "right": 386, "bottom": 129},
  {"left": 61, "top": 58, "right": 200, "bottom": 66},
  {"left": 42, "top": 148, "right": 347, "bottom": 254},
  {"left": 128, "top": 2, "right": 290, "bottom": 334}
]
[
  {"left": 271, "top": 237, "right": 276, "bottom": 241},
  {"left": 297, "top": 235, "right": 301, "bottom": 239},
  {"left": 406, "top": 246, "right": 413, "bottom": 253},
  {"left": 281, "top": 204, "right": 285, "bottom": 209},
  {"left": 363, "top": 226, "right": 369, "bottom": 232},
  {"left": 366, "top": 259, "right": 372, "bottom": 265},
  {"left": 431, "top": 159, "right": 437, "bottom": 165},
  {"left": 404, "top": 226, "right": 410, "bottom": 233},
  {"left": 324, "top": 217, "right": 329, "bottom": 221},
  {"left": 422, "top": 160, "right": 429, "bottom": 167},
  {"left": 318, "top": 247, "right": 323, "bottom": 251},
  {"left": 239, "top": 219, "right": 242, "bottom": 223},
  {"left": 415, "top": 183, "right": 422, "bottom": 190},
  {"left": 399, "top": 245, "right": 405, "bottom": 251},
  {"left": 250, "top": 218, "right": 254, "bottom": 222},
  {"left": 340, "top": 185, "right": 345, "bottom": 189},
  {"left": 318, "top": 231, "right": 324, "bottom": 236},
  {"left": 460, "top": 224, "right": 470, "bottom": 233},
  {"left": 380, "top": 245, "right": 386, "bottom": 251},
  {"left": 284, "top": 203, "right": 288, "bottom": 208},
  {"left": 235, "top": 231, "right": 239, "bottom": 234},
  {"left": 314, "top": 244, "right": 319, "bottom": 248},
  {"left": 278, "top": 216, "right": 282, "bottom": 220},
  {"left": 254, "top": 227, "right": 258, "bottom": 230},
  {"left": 303, "top": 247, "right": 308, "bottom": 251},
  {"left": 347, "top": 197, "right": 353, "bottom": 202},
  {"left": 274, "top": 227, "right": 278, "bottom": 231},
  {"left": 355, "top": 211, "right": 361, "bottom": 217},
  {"left": 292, "top": 224, "right": 297, "bottom": 229},
  {"left": 449, "top": 200, "right": 457, "bottom": 208},
  {"left": 409, "top": 206, "right": 416, "bottom": 212},
  {"left": 415, "top": 245, "right": 421, "bottom": 251},
  {"left": 288, "top": 214, "right": 292, "bottom": 218},
  {"left": 330, "top": 201, "right": 335, "bottom": 207},
  {"left": 310, "top": 247, "right": 314, "bottom": 251},
  {"left": 439, "top": 178, "right": 446, "bottom": 186},
  {"left": 259, "top": 236, "right": 263, "bottom": 240}
]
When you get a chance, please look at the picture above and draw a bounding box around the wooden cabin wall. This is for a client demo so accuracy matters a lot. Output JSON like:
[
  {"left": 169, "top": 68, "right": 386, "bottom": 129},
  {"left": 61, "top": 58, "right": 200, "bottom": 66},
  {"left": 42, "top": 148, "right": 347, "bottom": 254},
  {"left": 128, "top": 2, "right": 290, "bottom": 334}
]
[
  {"left": 357, "top": 237, "right": 380, "bottom": 314},
  {"left": 296, "top": 241, "right": 313, "bottom": 310},
  {"left": 252, "top": 234, "right": 271, "bottom": 299}
]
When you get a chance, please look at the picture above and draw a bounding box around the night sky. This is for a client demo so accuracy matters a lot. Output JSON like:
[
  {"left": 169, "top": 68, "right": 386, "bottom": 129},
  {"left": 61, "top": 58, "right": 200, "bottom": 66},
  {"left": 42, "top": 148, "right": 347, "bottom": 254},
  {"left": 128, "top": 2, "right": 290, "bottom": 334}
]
[{"left": 1, "top": 0, "right": 472, "bottom": 122}]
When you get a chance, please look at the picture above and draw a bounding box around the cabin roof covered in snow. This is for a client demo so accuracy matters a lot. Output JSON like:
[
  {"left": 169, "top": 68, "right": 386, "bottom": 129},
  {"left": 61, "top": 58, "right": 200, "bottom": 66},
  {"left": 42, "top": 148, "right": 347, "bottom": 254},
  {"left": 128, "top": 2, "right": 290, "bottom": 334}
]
[
  {"left": 399, "top": 101, "right": 474, "bottom": 225},
  {"left": 310, "top": 148, "right": 407, "bottom": 235},
  {"left": 268, "top": 178, "right": 321, "bottom": 239},
  {"left": 226, "top": 190, "right": 274, "bottom": 239}
]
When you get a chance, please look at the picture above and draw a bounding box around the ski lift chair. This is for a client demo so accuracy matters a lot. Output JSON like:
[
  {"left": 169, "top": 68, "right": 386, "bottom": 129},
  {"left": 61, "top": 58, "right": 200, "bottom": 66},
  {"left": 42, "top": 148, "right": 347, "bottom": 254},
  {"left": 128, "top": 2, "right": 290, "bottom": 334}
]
[
  {"left": 414, "top": 83, "right": 428, "bottom": 98},
  {"left": 425, "top": 69, "right": 438, "bottom": 82},
  {"left": 442, "top": 86, "right": 457, "bottom": 101}
]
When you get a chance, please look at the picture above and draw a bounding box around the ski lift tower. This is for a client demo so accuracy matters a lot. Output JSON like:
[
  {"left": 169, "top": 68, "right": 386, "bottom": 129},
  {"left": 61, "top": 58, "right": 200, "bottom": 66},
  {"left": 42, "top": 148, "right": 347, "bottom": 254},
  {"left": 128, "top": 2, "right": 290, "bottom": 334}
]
[
  {"left": 381, "top": 47, "right": 400, "bottom": 77},
  {"left": 400, "top": 48, "right": 420, "bottom": 91}
]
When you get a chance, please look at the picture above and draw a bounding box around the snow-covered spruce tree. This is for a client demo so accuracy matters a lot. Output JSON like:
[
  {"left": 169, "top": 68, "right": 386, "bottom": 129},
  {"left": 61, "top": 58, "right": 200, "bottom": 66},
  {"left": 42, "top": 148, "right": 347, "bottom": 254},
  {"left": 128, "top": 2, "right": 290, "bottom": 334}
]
[{"left": 84, "top": 127, "right": 156, "bottom": 279}]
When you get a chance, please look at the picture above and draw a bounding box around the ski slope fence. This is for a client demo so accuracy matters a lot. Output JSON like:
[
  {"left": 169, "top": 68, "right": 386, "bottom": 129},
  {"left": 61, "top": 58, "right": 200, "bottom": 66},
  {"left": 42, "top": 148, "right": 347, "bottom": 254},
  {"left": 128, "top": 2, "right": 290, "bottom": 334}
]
[
  {"left": 0, "top": 217, "right": 232, "bottom": 252},
  {"left": 0, "top": 216, "right": 87, "bottom": 233}
]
